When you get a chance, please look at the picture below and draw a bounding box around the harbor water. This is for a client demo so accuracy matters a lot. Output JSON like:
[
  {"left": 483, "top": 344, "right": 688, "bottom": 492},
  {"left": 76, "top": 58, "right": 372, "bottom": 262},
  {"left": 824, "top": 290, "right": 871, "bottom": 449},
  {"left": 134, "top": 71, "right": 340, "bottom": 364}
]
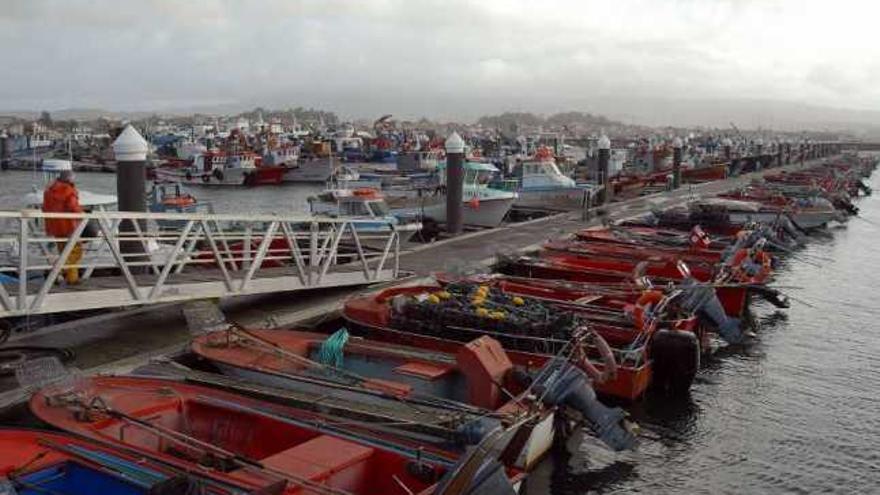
[{"left": 1, "top": 170, "right": 878, "bottom": 494}]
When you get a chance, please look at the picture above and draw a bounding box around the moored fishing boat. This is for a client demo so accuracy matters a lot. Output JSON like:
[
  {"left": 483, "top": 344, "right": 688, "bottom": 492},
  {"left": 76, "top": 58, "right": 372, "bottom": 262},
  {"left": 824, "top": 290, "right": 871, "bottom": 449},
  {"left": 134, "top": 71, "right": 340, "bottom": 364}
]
[
  {"left": 0, "top": 429, "right": 242, "bottom": 494},
  {"left": 385, "top": 161, "right": 517, "bottom": 228},
  {"left": 506, "top": 146, "right": 594, "bottom": 211},
  {"left": 342, "top": 280, "right": 712, "bottom": 399},
  {"left": 307, "top": 187, "right": 422, "bottom": 247},
  {"left": 190, "top": 326, "right": 637, "bottom": 468},
  {"left": 30, "top": 375, "right": 522, "bottom": 495}
]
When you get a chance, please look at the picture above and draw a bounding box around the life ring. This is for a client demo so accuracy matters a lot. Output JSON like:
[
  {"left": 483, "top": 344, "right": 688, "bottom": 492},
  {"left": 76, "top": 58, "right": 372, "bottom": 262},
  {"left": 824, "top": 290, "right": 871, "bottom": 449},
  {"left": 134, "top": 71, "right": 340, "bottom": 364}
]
[
  {"left": 353, "top": 188, "right": 380, "bottom": 198},
  {"left": 729, "top": 248, "right": 772, "bottom": 283},
  {"left": 162, "top": 196, "right": 195, "bottom": 207},
  {"left": 573, "top": 328, "right": 618, "bottom": 384},
  {"left": 633, "top": 290, "right": 664, "bottom": 331},
  {"left": 201, "top": 174, "right": 210, "bottom": 183}
]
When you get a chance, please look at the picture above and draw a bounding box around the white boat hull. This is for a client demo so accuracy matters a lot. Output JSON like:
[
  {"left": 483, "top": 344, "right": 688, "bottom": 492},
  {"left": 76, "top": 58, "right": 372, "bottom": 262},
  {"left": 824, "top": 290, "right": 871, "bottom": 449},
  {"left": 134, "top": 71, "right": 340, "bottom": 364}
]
[
  {"left": 283, "top": 158, "right": 334, "bottom": 182},
  {"left": 396, "top": 195, "right": 516, "bottom": 228},
  {"left": 514, "top": 187, "right": 591, "bottom": 211},
  {"left": 155, "top": 167, "right": 249, "bottom": 187}
]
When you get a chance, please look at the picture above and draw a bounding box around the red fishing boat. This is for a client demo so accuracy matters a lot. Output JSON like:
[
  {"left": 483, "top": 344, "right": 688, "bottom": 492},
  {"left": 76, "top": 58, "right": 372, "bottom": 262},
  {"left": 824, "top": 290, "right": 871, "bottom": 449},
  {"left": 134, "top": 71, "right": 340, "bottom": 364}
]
[
  {"left": 0, "top": 429, "right": 243, "bottom": 494},
  {"left": 543, "top": 238, "right": 728, "bottom": 265},
  {"left": 31, "top": 375, "right": 521, "bottom": 495},
  {"left": 190, "top": 327, "right": 636, "bottom": 463},
  {"left": 498, "top": 253, "right": 754, "bottom": 320},
  {"left": 575, "top": 225, "right": 732, "bottom": 252},
  {"left": 342, "top": 280, "right": 706, "bottom": 399}
]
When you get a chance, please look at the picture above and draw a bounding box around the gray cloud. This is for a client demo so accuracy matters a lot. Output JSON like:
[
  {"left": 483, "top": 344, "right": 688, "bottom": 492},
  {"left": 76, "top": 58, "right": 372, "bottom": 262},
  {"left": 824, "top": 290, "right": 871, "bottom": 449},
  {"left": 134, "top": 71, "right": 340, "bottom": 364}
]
[{"left": 1, "top": 0, "right": 878, "bottom": 126}]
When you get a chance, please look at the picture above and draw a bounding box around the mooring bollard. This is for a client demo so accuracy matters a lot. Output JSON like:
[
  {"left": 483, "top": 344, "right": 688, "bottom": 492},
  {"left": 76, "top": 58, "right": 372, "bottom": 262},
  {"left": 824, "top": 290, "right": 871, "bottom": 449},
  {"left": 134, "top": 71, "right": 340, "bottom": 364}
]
[
  {"left": 113, "top": 124, "right": 149, "bottom": 271},
  {"left": 445, "top": 131, "right": 465, "bottom": 235},
  {"left": 598, "top": 134, "right": 611, "bottom": 204},
  {"left": 672, "top": 137, "right": 682, "bottom": 189}
]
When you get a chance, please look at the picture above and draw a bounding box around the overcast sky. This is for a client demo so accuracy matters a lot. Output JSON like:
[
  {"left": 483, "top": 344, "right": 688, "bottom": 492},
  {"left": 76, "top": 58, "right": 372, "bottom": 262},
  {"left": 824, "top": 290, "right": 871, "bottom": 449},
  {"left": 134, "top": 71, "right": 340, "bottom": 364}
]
[{"left": 2, "top": 0, "right": 878, "bottom": 125}]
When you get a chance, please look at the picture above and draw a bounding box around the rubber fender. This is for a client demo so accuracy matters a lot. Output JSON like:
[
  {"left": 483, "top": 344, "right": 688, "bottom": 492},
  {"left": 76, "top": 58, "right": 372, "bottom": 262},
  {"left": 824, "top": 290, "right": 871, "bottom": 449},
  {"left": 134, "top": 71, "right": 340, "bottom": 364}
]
[
  {"left": 533, "top": 360, "right": 637, "bottom": 451},
  {"left": 651, "top": 329, "right": 700, "bottom": 395}
]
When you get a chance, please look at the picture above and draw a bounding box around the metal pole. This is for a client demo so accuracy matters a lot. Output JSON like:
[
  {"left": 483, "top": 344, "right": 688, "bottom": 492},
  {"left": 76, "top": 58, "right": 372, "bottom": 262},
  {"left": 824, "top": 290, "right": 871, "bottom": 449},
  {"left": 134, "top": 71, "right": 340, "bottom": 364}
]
[{"left": 445, "top": 132, "right": 465, "bottom": 234}]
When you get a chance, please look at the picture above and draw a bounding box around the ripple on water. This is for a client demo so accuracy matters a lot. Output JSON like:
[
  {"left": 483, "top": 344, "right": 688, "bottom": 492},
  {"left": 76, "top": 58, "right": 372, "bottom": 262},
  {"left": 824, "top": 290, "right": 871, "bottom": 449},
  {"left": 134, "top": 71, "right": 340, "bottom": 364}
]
[{"left": 565, "top": 173, "right": 880, "bottom": 494}]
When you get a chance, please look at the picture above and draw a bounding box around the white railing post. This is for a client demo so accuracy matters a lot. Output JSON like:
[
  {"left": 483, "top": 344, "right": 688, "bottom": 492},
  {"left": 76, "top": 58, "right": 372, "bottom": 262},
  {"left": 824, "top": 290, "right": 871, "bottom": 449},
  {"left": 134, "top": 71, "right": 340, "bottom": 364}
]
[
  {"left": 308, "top": 221, "right": 319, "bottom": 286},
  {"left": 17, "top": 216, "right": 28, "bottom": 310}
]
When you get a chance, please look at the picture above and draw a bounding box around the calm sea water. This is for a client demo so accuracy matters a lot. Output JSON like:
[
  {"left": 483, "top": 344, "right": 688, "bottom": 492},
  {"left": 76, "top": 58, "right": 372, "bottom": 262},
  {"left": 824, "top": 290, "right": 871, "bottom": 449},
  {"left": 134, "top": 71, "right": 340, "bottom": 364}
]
[
  {"left": 531, "top": 172, "right": 880, "bottom": 494},
  {"left": 1, "top": 169, "right": 877, "bottom": 494},
  {"left": 0, "top": 169, "right": 323, "bottom": 214}
]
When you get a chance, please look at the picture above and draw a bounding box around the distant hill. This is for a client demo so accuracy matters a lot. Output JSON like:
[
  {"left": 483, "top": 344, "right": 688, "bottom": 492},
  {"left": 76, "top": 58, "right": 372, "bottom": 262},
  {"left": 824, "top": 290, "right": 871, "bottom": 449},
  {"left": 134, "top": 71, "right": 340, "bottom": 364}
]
[
  {"left": 476, "top": 111, "right": 624, "bottom": 134},
  {"left": 0, "top": 108, "right": 155, "bottom": 121}
]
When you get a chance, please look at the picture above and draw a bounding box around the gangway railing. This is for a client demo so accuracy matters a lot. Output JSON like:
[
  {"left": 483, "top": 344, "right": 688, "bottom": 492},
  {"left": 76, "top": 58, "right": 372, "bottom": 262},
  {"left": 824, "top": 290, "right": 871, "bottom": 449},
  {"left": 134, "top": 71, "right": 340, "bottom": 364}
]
[{"left": 0, "top": 210, "right": 402, "bottom": 317}]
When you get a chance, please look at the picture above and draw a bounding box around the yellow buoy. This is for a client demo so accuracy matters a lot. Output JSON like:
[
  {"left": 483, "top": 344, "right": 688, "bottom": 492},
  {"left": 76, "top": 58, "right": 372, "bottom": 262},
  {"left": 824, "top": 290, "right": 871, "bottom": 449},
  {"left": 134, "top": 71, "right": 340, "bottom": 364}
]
[
  {"left": 476, "top": 308, "right": 489, "bottom": 318},
  {"left": 426, "top": 294, "right": 440, "bottom": 304},
  {"left": 489, "top": 311, "right": 506, "bottom": 320},
  {"left": 512, "top": 296, "right": 525, "bottom": 306},
  {"left": 436, "top": 290, "right": 451, "bottom": 300}
]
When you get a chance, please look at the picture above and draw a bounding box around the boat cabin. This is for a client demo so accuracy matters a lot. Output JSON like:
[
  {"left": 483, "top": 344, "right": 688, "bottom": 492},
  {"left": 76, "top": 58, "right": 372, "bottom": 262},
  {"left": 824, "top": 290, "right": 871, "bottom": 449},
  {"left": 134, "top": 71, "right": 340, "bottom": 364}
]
[
  {"left": 309, "top": 188, "right": 391, "bottom": 218},
  {"left": 520, "top": 159, "right": 576, "bottom": 189}
]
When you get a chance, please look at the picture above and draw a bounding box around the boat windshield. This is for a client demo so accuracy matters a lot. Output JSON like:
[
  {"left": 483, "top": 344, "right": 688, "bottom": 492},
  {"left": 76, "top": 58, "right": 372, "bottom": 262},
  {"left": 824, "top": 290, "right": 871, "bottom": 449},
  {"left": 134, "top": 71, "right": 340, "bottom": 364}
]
[
  {"left": 368, "top": 200, "right": 390, "bottom": 216},
  {"left": 340, "top": 200, "right": 372, "bottom": 217},
  {"left": 464, "top": 168, "right": 494, "bottom": 186}
]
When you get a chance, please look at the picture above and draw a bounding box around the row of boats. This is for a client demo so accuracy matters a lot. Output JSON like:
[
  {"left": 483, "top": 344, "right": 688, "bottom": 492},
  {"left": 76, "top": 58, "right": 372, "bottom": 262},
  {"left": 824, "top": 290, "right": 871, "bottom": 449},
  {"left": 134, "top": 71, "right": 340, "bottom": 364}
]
[{"left": 2, "top": 154, "right": 874, "bottom": 494}]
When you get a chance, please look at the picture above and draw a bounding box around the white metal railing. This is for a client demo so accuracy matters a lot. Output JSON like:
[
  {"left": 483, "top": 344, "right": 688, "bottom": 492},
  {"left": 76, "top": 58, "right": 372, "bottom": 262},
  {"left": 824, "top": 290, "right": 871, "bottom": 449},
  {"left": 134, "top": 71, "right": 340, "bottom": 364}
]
[{"left": 0, "top": 209, "right": 401, "bottom": 317}]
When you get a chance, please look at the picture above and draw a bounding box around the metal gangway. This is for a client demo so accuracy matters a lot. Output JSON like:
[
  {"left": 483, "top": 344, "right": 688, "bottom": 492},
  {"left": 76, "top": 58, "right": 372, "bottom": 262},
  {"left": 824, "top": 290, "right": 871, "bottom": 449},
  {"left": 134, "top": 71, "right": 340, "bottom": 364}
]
[{"left": 0, "top": 210, "right": 402, "bottom": 317}]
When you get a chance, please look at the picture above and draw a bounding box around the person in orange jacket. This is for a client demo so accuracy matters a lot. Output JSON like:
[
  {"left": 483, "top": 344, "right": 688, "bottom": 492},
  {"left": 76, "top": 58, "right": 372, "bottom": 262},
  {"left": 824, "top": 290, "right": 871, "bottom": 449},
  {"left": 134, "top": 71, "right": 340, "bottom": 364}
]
[{"left": 43, "top": 170, "right": 84, "bottom": 284}]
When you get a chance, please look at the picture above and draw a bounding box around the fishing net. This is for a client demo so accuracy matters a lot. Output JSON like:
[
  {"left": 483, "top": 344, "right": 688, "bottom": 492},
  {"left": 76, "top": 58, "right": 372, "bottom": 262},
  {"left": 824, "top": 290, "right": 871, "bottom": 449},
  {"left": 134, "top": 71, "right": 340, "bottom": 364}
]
[
  {"left": 317, "top": 328, "right": 349, "bottom": 368},
  {"left": 14, "top": 356, "right": 85, "bottom": 395},
  {"left": 390, "top": 282, "right": 580, "bottom": 355}
]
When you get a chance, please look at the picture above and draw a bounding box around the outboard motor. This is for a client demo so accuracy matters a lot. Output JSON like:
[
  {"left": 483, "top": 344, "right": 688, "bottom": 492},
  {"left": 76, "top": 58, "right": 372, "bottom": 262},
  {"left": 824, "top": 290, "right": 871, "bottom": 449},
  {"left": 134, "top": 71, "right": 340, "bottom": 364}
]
[
  {"left": 532, "top": 359, "right": 637, "bottom": 452},
  {"left": 679, "top": 277, "right": 743, "bottom": 343},
  {"left": 775, "top": 214, "right": 806, "bottom": 245}
]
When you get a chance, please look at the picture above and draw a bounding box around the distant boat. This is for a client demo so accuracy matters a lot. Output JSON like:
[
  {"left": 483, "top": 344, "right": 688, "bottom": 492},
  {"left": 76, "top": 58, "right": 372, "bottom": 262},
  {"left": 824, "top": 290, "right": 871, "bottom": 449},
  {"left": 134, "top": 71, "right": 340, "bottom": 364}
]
[
  {"left": 155, "top": 149, "right": 284, "bottom": 186},
  {"left": 505, "top": 146, "right": 595, "bottom": 211},
  {"left": 148, "top": 181, "right": 213, "bottom": 229},
  {"left": 308, "top": 187, "right": 422, "bottom": 247},
  {"left": 386, "top": 161, "right": 518, "bottom": 228}
]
